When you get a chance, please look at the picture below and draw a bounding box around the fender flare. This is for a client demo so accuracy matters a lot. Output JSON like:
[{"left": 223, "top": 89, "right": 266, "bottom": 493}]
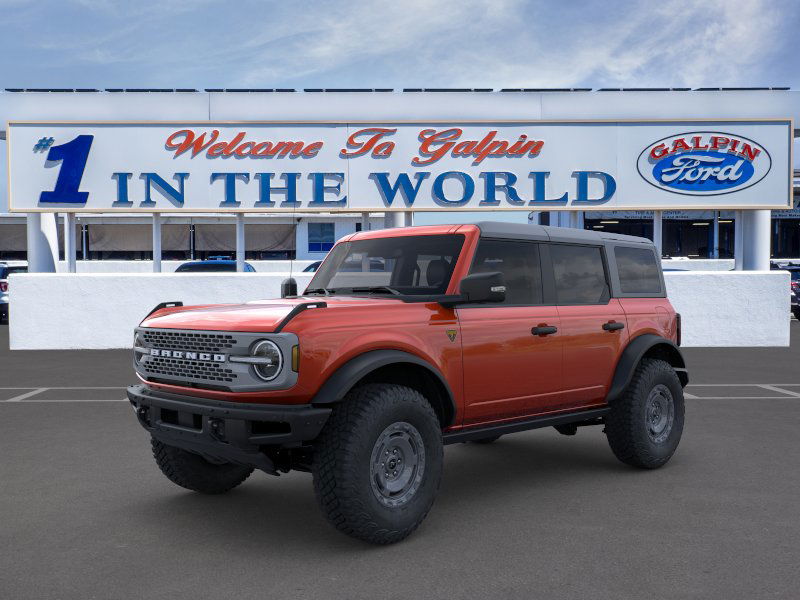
[
  {"left": 606, "top": 334, "right": 688, "bottom": 403},
  {"left": 311, "top": 349, "right": 457, "bottom": 426}
]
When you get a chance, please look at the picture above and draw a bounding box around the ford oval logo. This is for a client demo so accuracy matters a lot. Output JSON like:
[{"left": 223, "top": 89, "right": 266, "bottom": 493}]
[{"left": 637, "top": 132, "right": 771, "bottom": 196}]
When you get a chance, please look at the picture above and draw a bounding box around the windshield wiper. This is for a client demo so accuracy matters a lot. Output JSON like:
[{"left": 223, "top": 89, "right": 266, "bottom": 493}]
[
  {"left": 304, "top": 287, "right": 333, "bottom": 296},
  {"left": 347, "top": 286, "right": 402, "bottom": 295}
]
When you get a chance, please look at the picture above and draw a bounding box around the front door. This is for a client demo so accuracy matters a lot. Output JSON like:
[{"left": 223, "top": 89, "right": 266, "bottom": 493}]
[
  {"left": 548, "top": 243, "right": 629, "bottom": 408},
  {"left": 459, "top": 239, "right": 564, "bottom": 425}
]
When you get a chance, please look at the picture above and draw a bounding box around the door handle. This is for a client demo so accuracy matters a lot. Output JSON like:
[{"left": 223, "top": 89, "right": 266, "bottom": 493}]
[
  {"left": 602, "top": 321, "right": 625, "bottom": 331},
  {"left": 532, "top": 325, "right": 558, "bottom": 336}
]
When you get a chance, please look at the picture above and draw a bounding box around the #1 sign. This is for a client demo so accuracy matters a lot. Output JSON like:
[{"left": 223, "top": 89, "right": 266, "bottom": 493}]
[{"left": 7, "top": 120, "right": 792, "bottom": 213}]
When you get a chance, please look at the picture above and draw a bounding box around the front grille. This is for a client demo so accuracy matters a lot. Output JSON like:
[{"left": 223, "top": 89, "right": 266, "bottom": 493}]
[
  {"left": 142, "top": 330, "right": 237, "bottom": 353},
  {"left": 145, "top": 355, "right": 238, "bottom": 383}
]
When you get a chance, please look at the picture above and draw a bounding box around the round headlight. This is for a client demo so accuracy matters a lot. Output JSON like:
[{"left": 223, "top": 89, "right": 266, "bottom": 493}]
[
  {"left": 252, "top": 340, "right": 282, "bottom": 381},
  {"left": 133, "top": 333, "right": 146, "bottom": 365}
]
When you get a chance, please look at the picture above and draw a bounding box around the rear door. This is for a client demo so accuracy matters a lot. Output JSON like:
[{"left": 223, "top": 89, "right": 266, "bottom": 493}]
[
  {"left": 547, "top": 243, "right": 628, "bottom": 408},
  {"left": 458, "top": 239, "right": 563, "bottom": 425}
]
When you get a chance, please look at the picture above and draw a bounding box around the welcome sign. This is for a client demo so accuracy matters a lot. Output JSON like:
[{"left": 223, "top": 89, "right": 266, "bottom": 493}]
[{"left": 7, "top": 120, "right": 792, "bottom": 212}]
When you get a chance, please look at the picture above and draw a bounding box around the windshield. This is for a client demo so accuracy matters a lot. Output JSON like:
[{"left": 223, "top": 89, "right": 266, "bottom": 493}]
[{"left": 306, "top": 234, "right": 465, "bottom": 296}]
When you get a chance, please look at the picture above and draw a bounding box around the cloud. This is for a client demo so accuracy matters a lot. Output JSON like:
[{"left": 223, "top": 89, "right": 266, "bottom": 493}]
[{"left": 0, "top": 0, "right": 796, "bottom": 89}]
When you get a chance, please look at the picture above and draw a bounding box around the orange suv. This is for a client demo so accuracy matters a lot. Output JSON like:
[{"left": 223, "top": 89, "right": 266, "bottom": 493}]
[{"left": 128, "top": 222, "right": 687, "bottom": 544}]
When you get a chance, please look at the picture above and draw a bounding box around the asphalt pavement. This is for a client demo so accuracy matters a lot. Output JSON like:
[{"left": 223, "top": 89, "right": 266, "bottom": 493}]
[{"left": 1, "top": 322, "right": 799, "bottom": 599}]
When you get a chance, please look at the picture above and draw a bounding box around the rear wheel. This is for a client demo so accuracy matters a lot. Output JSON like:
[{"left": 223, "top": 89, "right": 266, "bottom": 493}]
[
  {"left": 151, "top": 438, "right": 253, "bottom": 494},
  {"left": 312, "top": 383, "right": 443, "bottom": 544},
  {"left": 605, "top": 358, "right": 684, "bottom": 469}
]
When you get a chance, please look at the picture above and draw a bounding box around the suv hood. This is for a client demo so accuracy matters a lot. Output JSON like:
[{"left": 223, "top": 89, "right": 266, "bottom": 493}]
[{"left": 141, "top": 296, "right": 404, "bottom": 332}]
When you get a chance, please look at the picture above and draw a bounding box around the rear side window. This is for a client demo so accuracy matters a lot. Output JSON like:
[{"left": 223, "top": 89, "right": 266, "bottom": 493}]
[
  {"left": 551, "top": 244, "right": 608, "bottom": 304},
  {"left": 469, "top": 240, "right": 543, "bottom": 305},
  {"left": 615, "top": 246, "right": 662, "bottom": 294}
]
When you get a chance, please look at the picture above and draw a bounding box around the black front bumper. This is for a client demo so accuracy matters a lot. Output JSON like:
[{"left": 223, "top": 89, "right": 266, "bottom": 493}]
[{"left": 127, "top": 384, "right": 331, "bottom": 473}]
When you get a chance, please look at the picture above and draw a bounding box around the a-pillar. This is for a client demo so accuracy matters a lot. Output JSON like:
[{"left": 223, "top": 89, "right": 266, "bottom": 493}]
[
  {"left": 25, "top": 213, "right": 59, "bottom": 273},
  {"left": 741, "top": 210, "right": 771, "bottom": 271}
]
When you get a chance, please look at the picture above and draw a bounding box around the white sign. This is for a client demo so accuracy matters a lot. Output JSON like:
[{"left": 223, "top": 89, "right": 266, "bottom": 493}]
[{"left": 7, "top": 120, "right": 792, "bottom": 213}]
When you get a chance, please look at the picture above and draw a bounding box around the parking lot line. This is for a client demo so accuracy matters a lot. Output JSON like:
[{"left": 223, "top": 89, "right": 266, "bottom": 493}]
[
  {"left": 5, "top": 388, "right": 48, "bottom": 402},
  {"left": 757, "top": 384, "right": 800, "bottom": 397}
]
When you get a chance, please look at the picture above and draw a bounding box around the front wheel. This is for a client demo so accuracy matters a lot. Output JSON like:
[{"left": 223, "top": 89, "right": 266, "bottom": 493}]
[
  {"left": 605, "top": 358, "right": 685, "bottom": 469},
  {"left": 312, "top": 383, "right": 443, "bottom": 544}
]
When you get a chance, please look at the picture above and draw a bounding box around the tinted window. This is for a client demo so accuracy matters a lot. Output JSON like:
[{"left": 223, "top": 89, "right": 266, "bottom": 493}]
[
  {"left": 308, "top": 223, "right": 335, "bottom": 253},
  {"left": 615, "top": 246, "right": 662, "bottom": 294},
  {"left": 469, "top": 240, "right": 542, "bottom": 305},
  {"left": 176, "top": 262, "right": 237, "bottom": 272},
  {"left": 308, "top": 234, "right": 464, "bottom": 296},
  {"left": 551, "top": 244, "right": 608, "bottom": 304}
]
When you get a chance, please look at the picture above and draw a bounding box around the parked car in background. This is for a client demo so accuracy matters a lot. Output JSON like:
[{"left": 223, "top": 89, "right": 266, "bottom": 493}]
[
  {"left": 0, "top": 261, "right": 28, "bottom": 323},
  {"left": 175, "top": 258, "right": 256, "bottom": 273},
  {"left": 784, "top": 267, "right": 800, "bottom": 320},
  {"left": 303, "top": 261, "right": 322, "bottom": 272}
]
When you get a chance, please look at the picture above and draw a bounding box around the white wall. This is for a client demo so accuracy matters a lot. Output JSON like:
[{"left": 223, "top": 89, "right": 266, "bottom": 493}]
[
  {"left": 7, "top": 270, "right": 790, "bottom": 350},
  {"left": 54, "top": 259, "right": 317, "bottom": 273},
  {"left": 8, "top": 273, "right": 313, "bottom": 350},
  {"left": 664, "top": 270, "right": 790, "bottom": 347}
]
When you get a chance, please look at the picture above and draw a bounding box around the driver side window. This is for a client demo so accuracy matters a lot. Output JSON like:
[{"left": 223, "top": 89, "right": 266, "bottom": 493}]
[{"left": 468, "top": 240, "right": 543, "bottom": 305}]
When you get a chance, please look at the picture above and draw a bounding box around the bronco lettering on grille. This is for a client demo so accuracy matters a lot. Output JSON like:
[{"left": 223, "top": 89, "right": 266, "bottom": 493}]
[{"left": 150, "top": 349, "right": 226, "bottom": 362}]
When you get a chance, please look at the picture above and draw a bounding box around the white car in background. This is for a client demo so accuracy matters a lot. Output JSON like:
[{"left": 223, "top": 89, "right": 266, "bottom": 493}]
[{"left": 0, "top": 261, "right": 28, "bottom": 323}]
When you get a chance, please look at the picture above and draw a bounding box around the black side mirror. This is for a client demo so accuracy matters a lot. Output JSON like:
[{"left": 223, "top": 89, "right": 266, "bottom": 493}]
[
  {"left": 281, "top": 277, "right": 298, "bottom": 298},
  {"left": 440, "top": 271, "right": 506, "bottom": 307}
]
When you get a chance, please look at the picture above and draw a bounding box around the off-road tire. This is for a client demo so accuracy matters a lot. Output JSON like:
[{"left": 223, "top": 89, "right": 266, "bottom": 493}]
[
  {"left": 151, "top": 438, "right": 253, "bottom": 494},
  {"left": 792, "top": 308, "right": 800, "bottom": 321},
  {"left": 605, "top": 358, "right": 684, "bottom": 469},
  {"left": 312, "top": 383, "right": 443, "bottom": 544},
  {"left": 471, "top": 435, "right": 502, "bottom": 444}
]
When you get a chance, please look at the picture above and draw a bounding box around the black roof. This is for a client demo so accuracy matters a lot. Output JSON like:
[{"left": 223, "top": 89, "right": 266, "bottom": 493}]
[{"left": 474, "top": 221, "right": 652, "bottom": 246}]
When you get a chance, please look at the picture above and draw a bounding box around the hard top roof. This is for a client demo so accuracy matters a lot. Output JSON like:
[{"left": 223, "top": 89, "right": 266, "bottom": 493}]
[{"left": 473, "top": 221, "right": 652, "bottom": 246}]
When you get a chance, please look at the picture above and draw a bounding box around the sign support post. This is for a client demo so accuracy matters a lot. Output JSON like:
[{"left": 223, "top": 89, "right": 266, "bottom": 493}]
[
  {"left": 235, "top": 213, "right": 245, "bottom": 272},
  {"left": 152, "top": 214, "right": 162, "bottom": 273},
  {"left": 25, "top": 213, "right": 58, "bottom": 273},
  {"left": 64, "top": 212, "right": 76, "bottom": 273},
  {"left": 653, "top": 211, "right": 663, "bottom": 255},
  {"left": 734, "top": 211, "right": 744, "bottom": 270}
]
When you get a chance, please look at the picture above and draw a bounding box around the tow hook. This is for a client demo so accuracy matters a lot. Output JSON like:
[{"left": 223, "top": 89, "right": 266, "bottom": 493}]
[
  {"left": 209, "top": 418, "right": 226, "bottom": 441},
  {"left": 135, "top": 406, "right": 150, "bottom": 427}
]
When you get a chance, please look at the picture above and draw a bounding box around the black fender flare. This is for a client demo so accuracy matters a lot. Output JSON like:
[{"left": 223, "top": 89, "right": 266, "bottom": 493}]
[
  {"left": 311, "top": 349, "right": 457, "bottom": 426},
  {"left": 606, "top": 334, "right": 688, "bottom": 403}
]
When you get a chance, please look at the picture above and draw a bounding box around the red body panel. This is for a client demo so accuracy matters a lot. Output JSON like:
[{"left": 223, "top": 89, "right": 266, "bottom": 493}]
[{"left": 138, "top": 224, "right": 678, "bottom": 430}]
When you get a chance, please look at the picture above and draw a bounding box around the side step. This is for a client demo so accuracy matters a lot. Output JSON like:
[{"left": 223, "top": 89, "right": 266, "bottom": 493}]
[{"left": 442, "top": 406, "right": 610, "bottom": 445}]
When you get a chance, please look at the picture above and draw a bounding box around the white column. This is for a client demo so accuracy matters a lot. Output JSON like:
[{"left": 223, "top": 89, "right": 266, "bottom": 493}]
[
  {"left": 403, "top": 211, "right": 413, "bottom": 227},
  {"left": 390, "top": 212, "right": 405, "bottom": 228},
  {"left": 712, "top": 211, "right": 720, "bottom": 259},
  {"left": 152, "top": 213, "right": 162, "bottom": 273},
  {"left": 81, "top": 223, "right": 89, "bottom": 261},
  {"left": 25, "top": 213, "right": 59, "bottom": 273},
  {"left": 653, "top": 211, "right": 663, "bottom": 255},
  {"left": 235, "top": 213, "right": 245, "bottom": 272},
  {"left": 741, "top": 210, "right": 771, "bottom": 270},
  {"left": 361, "top": 212, "right": 370, "bottom": 231},
  {"left": 64, "top": 213, "right": 76, "bottom": 273},
  {"left": 734, "top": 210, "right": 744, "bottom": 270}
]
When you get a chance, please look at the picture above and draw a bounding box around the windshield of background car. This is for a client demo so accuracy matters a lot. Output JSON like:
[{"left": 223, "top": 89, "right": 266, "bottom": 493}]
[
  {"left": 176, "top": 263, "right": 237, "bottom": 272},
  {"left": 307, "top": 234, "right": 465, "bottom": 296}
]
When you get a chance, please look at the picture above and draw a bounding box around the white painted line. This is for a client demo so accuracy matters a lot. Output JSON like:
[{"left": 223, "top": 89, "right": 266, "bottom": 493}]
[
  {"left": 685, "top": 396, "right": 797, "bottom": 400},
  {"left": 0, "top": 386, "right": 125, "bottom": 390},
  {"left": 14, "top": 399, "right": 128, "bottom": 403},
  {"left": 5, "top": 388, "right": 48, "bottom": 402},
  {"left": 757, "top": 384, "right": 800, "bottom": 397},
  {"left": 686, "top": 383, "right": 800, "bottom": 387},
  {"left": 683, "top": 392, "right": 699, "bottom": 399}
]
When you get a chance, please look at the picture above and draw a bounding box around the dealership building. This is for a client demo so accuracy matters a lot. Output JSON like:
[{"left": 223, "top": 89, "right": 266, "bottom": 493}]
[
  {"left": 0, "top": 88, "right": 798, "bottom": 267},
  {"left": 1, "top": 88, "right": 798, "bottom": 350}
]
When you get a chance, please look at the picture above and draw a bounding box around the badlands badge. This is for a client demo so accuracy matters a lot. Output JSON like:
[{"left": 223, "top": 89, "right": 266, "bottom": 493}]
[
  {"left": 637, "top": 132, "right": 771, "bottom": 196},
  {"left": 446, "top": 329, "right": 458, "bottom": 342}
]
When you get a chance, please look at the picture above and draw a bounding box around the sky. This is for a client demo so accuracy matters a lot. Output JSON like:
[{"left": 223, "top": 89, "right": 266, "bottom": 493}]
[{"left": 0, "top": 0, "right": 798, "bottom": 90}]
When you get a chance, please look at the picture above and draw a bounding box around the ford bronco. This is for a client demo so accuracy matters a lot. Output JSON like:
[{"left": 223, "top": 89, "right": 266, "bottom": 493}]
[{"left": 128, "top": 222, "right": 687, "bottom": 544}]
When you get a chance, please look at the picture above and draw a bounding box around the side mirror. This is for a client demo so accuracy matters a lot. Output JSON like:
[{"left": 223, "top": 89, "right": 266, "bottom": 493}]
[
  {"left": 281, "top": 277, "right": 298, "bottom": 298},
  {"left": 440, "top": 271, "right": 506, "bottom": 307}
]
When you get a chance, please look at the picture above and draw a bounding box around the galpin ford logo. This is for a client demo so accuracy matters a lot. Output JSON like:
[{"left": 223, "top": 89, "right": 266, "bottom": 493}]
[{"left": 637, "top": 132, "right": 771, "bottom": 196}]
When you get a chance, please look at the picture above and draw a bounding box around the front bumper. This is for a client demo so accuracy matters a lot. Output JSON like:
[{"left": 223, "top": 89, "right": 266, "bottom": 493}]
[{"left": 127, "top": 384, "right": 331, "bottom": 473}]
